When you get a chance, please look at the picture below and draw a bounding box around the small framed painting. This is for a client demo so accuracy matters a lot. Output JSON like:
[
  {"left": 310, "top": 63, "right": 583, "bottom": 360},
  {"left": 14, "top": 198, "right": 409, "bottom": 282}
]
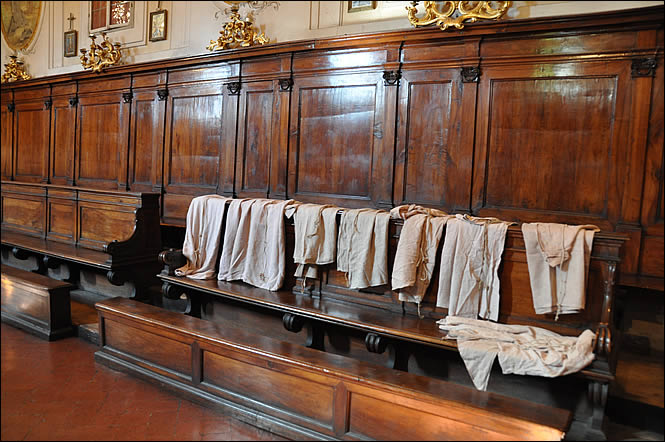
[
  {"left": 149, "top": 9, "right": 167, "bottom": 42},
  {"left": 348, "top": 1, "right": 376, "bottom": 13},
  {"left": 63, "top": 30, "right": 77, "bottom": 57}
]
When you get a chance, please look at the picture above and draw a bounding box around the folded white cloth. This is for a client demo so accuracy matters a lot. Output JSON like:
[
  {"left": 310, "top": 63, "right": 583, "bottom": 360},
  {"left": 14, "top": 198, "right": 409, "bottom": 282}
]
[
  {"left": 390, "top": 205, "right": 452, "bottom": 305},
  {"left": 218, "top": 198, "right": 296, "bottom": 291},
  {"left": 438, "top": 316, "right": 596, "bottom": 391},
  {"left": 521, "top": 223, "right": 599, "bottom": 318},
  {"left": 436, "top": 215, "right": 513, "bottom": 321},
  {"left": 337, "top": 208, "right": 390, "bottom": 290},
  {"left": 293, "top": 203, "right": 339, "bottom": 279},
  {"left": 175, "top": 195, "right": 229, "bottom": 279}
]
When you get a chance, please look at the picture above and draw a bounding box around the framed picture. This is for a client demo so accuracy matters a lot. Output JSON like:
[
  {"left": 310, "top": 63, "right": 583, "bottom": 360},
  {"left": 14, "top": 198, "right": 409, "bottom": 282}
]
[
  {"left": 63, "top": 30, "right": 77, "bottom": 57},
  {"left": 149, "top": 9, "right": 167, "bottom": 42},
  {"left": 348, "top": 1, "right": 376, "bottom": 13}
]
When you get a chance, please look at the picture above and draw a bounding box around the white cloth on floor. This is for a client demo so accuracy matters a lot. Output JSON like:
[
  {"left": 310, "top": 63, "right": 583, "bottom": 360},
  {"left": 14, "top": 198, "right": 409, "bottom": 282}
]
[
  {"left": 337, "top": 208, "right": 390, "bottom": 290},
  {"left": 218, "top": 198, "right": 295, "bottom": 291},
  {"left": 293, "top": 203, "right": 339, "bottom": 279},
  {"left": 390, "top": 205, "right": 451, "bottom": 305},
  {"left": 175, "top": 194, "right": 229, "bottom": 279},
  {"left": 437, "top": 315, "right": 596, "bottom": 391},
  {"left": 436, "top": 215, "right": 513, "bottom": 321},
  {"left": 521, "top": 223, "right": 599, "bottom": 318}
]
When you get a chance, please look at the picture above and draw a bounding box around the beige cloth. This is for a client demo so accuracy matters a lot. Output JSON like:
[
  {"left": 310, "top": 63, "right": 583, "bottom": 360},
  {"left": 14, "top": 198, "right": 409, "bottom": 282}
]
[
  {"left": 292, "top": 203, "right": 339, "bottom": 279},
  {"left": 436, "top": 215, "right": 513, "bottom": 321},
  {"left": 218, "top": 198, "right": 295, "bottom": 291},
  {"left": 438, "top": 315, "right": 596, "bottom": 391},
  {"left": 175, "top": 195, "right": 229, "bottom": 279},
  {"left": 337, "top": 208, "right": 390, "bottom": 290},
  {"left": 522, "top": 223, "right": 599, "bottom": 318},
  {"left": 390, "top": 205, "right": 451, "bottom": 305}
]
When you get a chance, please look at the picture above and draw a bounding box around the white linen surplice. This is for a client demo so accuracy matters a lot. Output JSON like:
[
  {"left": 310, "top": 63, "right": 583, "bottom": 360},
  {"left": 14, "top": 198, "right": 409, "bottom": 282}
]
[
  {"left": 292, "top": 203, "right": 339, "bottom": 279},
  {"left": 175, "top": 194, "right": 229, "bottom": 279}
]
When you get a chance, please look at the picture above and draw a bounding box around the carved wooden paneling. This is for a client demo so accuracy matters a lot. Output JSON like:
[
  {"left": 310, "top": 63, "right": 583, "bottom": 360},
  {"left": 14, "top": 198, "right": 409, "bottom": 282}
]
[
  {"left": 288, "top": 72, "right": 394, "bottom": 208},
  {"left": 1, "top": 91, "right": 13, "bottom": 180},
  {"left": 162, "top": 81, "right": 226, "bottom": 224},
  {"left": 128, "top": 72, "right": 167, "bottom": 193},
  {"left": 13, "top": 88, "right": 51, "bottom": 183},
  {"left": 49, "top": 96, "right": 76, "bottom": 185},
  {"left": 394, "top": 68, "right": 476, "bottom": 212},
  {"left": 472, "top": 60, "right": 632, "bottom": 230},
  {"left": 639, "top": 50, "right": 664, "bottom": 280},
  {"left": 76, "top": 89, "right": 131, "bottom": 190}
]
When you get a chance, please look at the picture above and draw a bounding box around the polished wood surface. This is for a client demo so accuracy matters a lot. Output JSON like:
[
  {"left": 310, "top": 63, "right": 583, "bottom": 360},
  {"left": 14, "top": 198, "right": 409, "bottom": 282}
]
[
  {"left": 1, "top": 264, "right": 74, "bottom": 340},
  {"left": 1, "top": 6, "right": 662, "bottom": 289},
  {"left": 96, "top": 297, "right": 571, "bottom": 441}
]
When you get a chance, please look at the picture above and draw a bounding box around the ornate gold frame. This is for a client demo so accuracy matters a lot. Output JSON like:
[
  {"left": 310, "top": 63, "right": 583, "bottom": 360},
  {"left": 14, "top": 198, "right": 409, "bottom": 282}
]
[{"left": 407, "top": 1, "right": 511, "bottom": 31}]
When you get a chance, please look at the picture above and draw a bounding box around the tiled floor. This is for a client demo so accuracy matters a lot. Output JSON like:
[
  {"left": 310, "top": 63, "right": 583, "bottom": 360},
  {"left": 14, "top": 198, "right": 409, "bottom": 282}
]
[{"left": 0, "top": 322, "right": 286, "bottom": 441}]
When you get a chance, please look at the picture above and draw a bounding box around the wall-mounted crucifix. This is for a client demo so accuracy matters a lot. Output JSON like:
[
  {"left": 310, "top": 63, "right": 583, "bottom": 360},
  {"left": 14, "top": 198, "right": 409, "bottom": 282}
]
[{"left": 64, "top": 13, "right": 78, "bottom": 58}]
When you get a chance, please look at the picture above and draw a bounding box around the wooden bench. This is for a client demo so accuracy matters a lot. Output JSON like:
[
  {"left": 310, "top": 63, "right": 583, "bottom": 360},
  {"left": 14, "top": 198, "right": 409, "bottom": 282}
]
[
  {"left": 1, "top": 265, "right": 74, "bottom": 340},
  {"left": 95, "top": 296, "right": 571, "bottom": 441},
  {"left": 157, "top": 210, "right": 627, "bottom": 440},
  {"left": 1, "top": 181, "right": 162, "bottom": 305}
]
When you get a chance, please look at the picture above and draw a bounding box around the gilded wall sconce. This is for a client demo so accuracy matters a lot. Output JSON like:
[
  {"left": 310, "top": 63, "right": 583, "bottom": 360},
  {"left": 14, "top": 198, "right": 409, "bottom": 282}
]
[
  {"left": 207, "top": 1, "right": 270, "bottom": 51},
  {"left": 80, "top": 33, "right": 122, "bottom": 73},
  {"left": 407, "top": 1, "right": 511, "bottom": 31},
  {"left": 1, "top": 55, "right": 31, "bottom": 83}
]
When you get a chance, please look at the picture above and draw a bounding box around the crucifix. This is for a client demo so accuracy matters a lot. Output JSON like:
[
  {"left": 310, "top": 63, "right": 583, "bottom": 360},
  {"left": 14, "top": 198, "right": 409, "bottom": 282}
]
[{"left": 67, "top": 13, "right": 75, "bottom": 31}]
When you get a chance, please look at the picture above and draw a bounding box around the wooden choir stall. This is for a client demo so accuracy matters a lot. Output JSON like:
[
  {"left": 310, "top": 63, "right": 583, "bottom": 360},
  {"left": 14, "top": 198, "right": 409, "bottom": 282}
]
[{"left": 1, "top": 5, "right": 663, "bottom": 441}]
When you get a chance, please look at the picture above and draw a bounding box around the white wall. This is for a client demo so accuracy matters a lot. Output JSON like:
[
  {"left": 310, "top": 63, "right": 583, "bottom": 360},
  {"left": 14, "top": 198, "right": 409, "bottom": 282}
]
[{"left": 2, "top": 1, "right": 663, "bottom": 80}]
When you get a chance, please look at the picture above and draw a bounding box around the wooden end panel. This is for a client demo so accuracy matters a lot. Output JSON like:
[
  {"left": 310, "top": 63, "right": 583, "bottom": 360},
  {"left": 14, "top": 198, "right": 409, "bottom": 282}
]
[
  {"left": 77, "top": 203, "right": 136, "bottom": 249},
  {"left": 640, "top": 235, "right": 664, "bottom": 278},
  {"left": 345, "top": 389, "right": 565, "bottom": 441},
  {"left": 1, "top": 193, "right": 45, "bottom": 236},
  {"left": 1, "top": 275, "right": 49, "bottom": 326},
  {"left": 103, "top": 318, "right": 192, "bottom": 378},
  {"left": 202, "top": 350, "right": 335, "bottom": 427}
]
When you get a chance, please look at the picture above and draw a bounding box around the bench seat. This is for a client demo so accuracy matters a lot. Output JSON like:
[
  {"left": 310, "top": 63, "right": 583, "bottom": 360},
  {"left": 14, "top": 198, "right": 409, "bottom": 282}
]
[
  {"left": 95, "top": 296, "right": 571, "bottom": 441},
  {"left": 1, "top": 265, "right": 74, "bottom": 340}
]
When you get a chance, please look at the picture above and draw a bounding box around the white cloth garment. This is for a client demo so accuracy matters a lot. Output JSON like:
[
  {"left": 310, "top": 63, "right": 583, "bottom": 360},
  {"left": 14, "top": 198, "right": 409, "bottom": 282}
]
[
  {"left": 175, "top": 194, "right": 229, "bottom": 279},
  {"left": 337, "top": 208, "right": 390, "bottom": 290},
  {"left": 437, "top": 315, "right": 596, "bottom": 391},
  {"left": 218, "top": 198, "right": 295, "bottom": 291},
  {"left": 390, "top": 205, "right": 451, "bottom": 305},
  {"left": 521, "top": 223, "right": 599, "bottom": 318},
  {"left": 436, "top": 215, "right": 513, "bottom": 321},
  {"left": 292, "top": 203, "right": 339, "bottom": 279}
]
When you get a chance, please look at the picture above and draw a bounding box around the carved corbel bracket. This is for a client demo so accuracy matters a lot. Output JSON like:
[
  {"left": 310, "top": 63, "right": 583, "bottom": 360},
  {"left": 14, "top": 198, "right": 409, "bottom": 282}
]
[
  {"left": 161, "top": 281, "right": 184, "bottom": 300},
  {"left": 157, "top": 88, "right": 169, "bottom": 101},
  {"left": 383, "top": 70, "right": 401, "bottom": 86},
  {"left": 44, "top": 99, "right": 52, "bottom": 110},
  {"left": 122, "top": 91, "right": 133, "bottom": 103},
  {"left": 7, "top": 102, "right": 15, "bottom": 112},
  {"left": 278, "top": 78, "right": 293, "bottom": 92},
  {"left": 631, "top": 58, "right": 657, "bottom": 77},
  {"left": 69, "top": 96, "right": 78, "bottom": 107},
  {"left": 226, "top": 82, "right": 241, "bottom": 95},
  {"left": 282, "top": 312, "right": 305, "bottom": 333},
  {"left": 11, "top": 247, "right": 30, "bottom": 260},
  {"left": 365, "top": 332, "right": 389, "bottom": 354},
  {"left": 106, "top": 270, "right": 128, "bottom": 286},
  {"left": 461, "top": 66, "right": 480, "bottom": 83},
  {"left": 43, "top": 255, "right": 60, "bottom": 269}
]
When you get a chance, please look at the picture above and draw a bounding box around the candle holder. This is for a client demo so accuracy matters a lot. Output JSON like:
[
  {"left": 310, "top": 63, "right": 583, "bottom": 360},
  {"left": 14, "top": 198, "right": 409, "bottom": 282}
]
[
  {"left": 207, "top": 2, "right": 270, "bottom": 51},
  {"left": 406, "top": 1, "right": 512, "bottom": 31},
  {"left": 80, "top": 33, "right": 122, "bottom": 73},
  {"left": 1, "top": 55, "right": 31, "bottom": 83}
]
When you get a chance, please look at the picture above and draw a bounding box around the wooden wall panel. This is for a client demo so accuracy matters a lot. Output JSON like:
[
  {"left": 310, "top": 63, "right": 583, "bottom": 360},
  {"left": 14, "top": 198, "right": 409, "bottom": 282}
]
[
  {"left": 13, "top": 92, "right": 50, "bottom": 183},
  {"left": 49, "top": 96, "right": 76, "bottom": 185},
  {"left": 394, "top": 68, "right": 475, "bottom": 212},
  {"left": 288, "top": 72, "right": 393, "bottom": 208},
  {"left": 128, "top": 90, "right": 165, "bottom": 193},
  {"left": 1, "top": 92, "right": 13, "bottom": 180},
  {"left": 472, "top": 60, "right": 632, "bottom": 230},
  {"left": 162, "top": 82, "right": 226, "bottom": 224},
  {"left": 76, "top": 91, "right": 130, "bottom": 190}
]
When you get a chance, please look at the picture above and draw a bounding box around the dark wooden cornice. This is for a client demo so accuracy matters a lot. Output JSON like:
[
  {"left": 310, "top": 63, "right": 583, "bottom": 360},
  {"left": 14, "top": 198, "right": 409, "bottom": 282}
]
[{"left": 1, "top": 5, "right": 662, "bottom": 91}]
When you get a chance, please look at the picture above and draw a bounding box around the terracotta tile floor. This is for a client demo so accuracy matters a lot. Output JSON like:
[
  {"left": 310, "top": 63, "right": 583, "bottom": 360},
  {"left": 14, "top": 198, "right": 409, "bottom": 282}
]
[{"left": 0, "top": 323, "right": 287, "bottom": 441}]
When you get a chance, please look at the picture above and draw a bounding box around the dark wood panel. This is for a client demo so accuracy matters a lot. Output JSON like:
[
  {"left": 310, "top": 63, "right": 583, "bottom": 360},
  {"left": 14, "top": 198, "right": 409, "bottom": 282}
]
[
  {"left": 47, "top": 199, "right": 76, "bottom": 243},
  {"left": 473, "top": 60, "right": 632, "bottom": 229},
  {"left": 1, "top": 193, "right": 45, "bottom": 236},
  {"left": 395, "top": 68, "right": 475, "bottom": 211},
  {"left": 78, "top": 203, "right": 136, "bottom": 248},
  {"left": 14, "top": 100, "right": 50, "bottom": 183},
  {"left": 128, "top": 89, "right": 165, "bottom": 192},
  {"left": 76, "top": 91, "right": 130, "bottom": 190},
  {"left": 49, "top": 96, "right": 76, "bottom": 185},
  {"left": 1, "top": 92, "right": 12, "bottom": 180}
]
